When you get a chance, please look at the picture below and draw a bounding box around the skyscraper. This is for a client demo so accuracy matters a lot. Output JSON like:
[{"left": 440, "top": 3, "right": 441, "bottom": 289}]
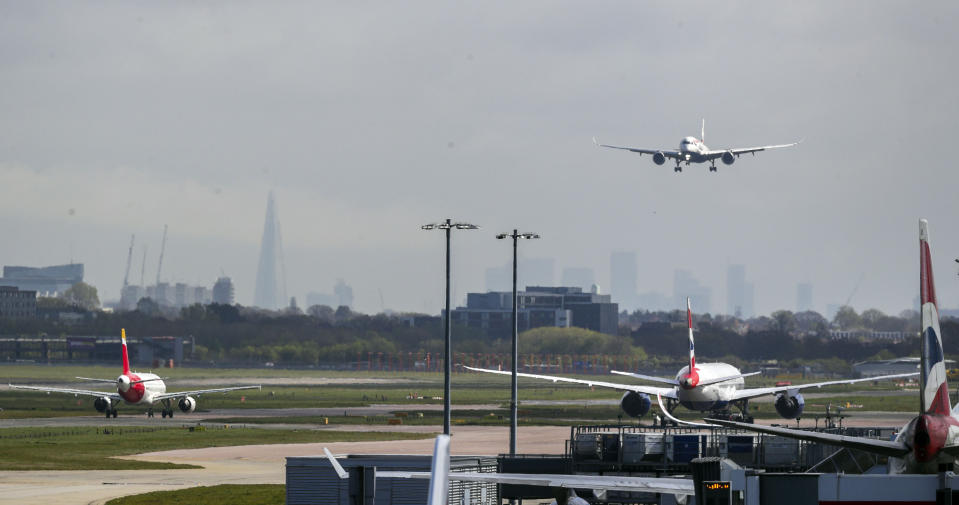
[
  {"left": 674, "top": 269, "right": 712, "bottom": 313},
  {"left": 212, "top": 277, "right": 235, "bottom": 305},
  {"left": 796, "top": 283, "right": 813, "bottom": 312},
  {"left": 253, "top": 191, "right": 287, "bottom": 310},
  {"left": 610, "top": 252, "right": 638, "bottom": 310},
  {"left": 727, "top": 264, "right": 746, "bottom": 317}
]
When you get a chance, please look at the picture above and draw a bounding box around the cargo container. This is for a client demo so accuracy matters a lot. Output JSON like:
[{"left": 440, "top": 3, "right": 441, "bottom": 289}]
[
  {"left": 621, "top": 433, "right": 665, "bottom": 464},
  {"left": 666, "top": 434, "right": 701, "bottom": 463},
  {"left": 601, "top": 433, "right": 620, "bottom": 463},
  {"left": 573, "top": 433, "right": 603, "bottom": 460},
  {"left": 718, "top": 434, "right": 755, "bottom": 466}
]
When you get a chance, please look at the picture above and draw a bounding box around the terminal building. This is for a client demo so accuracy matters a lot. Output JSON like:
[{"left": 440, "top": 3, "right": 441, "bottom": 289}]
[
  {"left": 0, "top": 263, "right": 83, "bottom": 297},
  {"left": 0, "top": 286, "right": 37, "bottom": 319},
  {"left": 450, "top": 285, "right": 618, "bottom": 336}
]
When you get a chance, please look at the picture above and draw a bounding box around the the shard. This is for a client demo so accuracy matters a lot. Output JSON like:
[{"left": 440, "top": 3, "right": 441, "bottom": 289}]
[{"left": 253, "top": 191, "right": 287, "bottom": 310}]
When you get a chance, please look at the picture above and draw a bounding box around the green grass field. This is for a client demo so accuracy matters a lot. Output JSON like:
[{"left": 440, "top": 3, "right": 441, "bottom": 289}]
[
  {"left": 104, "top": 484, "right": 284, "bottom": 505},
  {"left": 0, "top": 426, "right": 430, "bottom": 471}
]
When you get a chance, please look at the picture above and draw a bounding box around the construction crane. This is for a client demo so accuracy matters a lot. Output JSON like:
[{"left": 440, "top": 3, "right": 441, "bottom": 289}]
[
  {"left": 140, "top": 245, "right": 148, "bottom": 287},
  {"left": 155, "top": 225, "right": 168, "bottom": 285},
  {"left": 122, "top": 234, "right": 135, "bottom": 288},
  {"left": 844, "top": 272, "right": 865, "bottom": 307}
]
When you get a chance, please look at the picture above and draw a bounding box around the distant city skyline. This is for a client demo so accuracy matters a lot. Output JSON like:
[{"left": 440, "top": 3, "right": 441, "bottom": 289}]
[{"left": 2, "top": 3, "right": 958, "bottom": 317}]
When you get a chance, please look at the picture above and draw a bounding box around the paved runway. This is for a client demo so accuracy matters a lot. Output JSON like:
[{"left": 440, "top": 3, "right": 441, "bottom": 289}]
[{"left": 0, "top": 425, "right": 570, "bottom": 505}]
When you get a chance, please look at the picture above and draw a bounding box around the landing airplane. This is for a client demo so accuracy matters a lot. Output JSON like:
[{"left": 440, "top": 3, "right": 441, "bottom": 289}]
[
  {"left": 10, "top": 329, "right": 260, "bottom": 418},
  {"left": 593, "top": 119, "right": 800, "bottom": 172},
  {"left": 325, "top": 434, "right": 694, "bottom": 505},
  {"left": 466, "top": 298, "right": 915, "bottom": 424},
  {"left": 709, "top": 219, "right": 959, "bottom": 474}
]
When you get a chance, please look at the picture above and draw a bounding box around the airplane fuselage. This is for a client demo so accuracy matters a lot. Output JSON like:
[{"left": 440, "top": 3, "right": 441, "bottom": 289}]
[
  {"left": 674, "top": 362, "right": 745, "bottom": 411},
  {"left": 678, "top": 136, "right": 712, "bottom": 163},
  {"left": 117, "top": 372, "right": 166, "bottom": 406},
  {"left": 889, "top": 413, "right": 959, "bottom": 474}
]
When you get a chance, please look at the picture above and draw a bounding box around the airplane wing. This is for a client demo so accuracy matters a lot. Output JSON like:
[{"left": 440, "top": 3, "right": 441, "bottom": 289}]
[
  {"left": 9, "top": 384, "right": 122, "bottom": 402},
  {"left": 377, "top": 470, "right": 696, "bottom": 496},
  {"left": 462, "top": 366, "right": 677, "bottom": 398},
  {"left": 728, "top": 372, "right": 917, "bottom": 401},
  {"left": 704, "top": 140, "right": 801, "bottom": 159},
  {"left": 592, "top": 137, "right": 682, "bottom": 159},
  {"left": 152, "top": 385, "right": 261, "bottom": 401},
  {"left": 704, "top": 418, "right": 910, "bottom": 458}
]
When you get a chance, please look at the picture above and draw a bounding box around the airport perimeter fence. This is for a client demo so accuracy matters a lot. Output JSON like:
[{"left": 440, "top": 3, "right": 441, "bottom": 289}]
[
  {"left": 0, "top": 425, "right": 236, "bottom": 440},
  {"left": 352, "top": 351, "right": 661, "bottom": 375}
]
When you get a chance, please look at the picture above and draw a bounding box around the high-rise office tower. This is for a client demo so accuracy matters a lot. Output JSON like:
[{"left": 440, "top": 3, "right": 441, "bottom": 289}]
[
  {"left": 610, "top": 252, "right": 638, "bottom": 310},
  {"left": 253, "top": 191, "right": 287, "bottom": 310}
]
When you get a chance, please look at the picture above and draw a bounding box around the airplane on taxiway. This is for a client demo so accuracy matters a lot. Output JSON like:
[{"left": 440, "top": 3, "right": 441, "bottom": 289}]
[
  {"left": 708, "top": 219, "right": 959, "bottom": 474},
  {"left": 466, "top": 298, "right": 916, "bottom": 424},
  {"left": 10, "top": 329, "right": 260, "bottom": 418},
  {"left": 593, "top": 119, "right": 800, "bottom": 172}
]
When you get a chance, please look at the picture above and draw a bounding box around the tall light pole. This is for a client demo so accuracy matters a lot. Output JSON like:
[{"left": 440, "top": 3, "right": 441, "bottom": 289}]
[
  {"left": 496, "top": 229, "right": 540, "bottom": 457},
  {"left": 422, "top": 219, "right": 479, "bottom": 436}
]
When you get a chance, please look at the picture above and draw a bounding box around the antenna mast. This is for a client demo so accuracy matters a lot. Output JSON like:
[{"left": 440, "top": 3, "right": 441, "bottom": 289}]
[{"left": 155, "top": 225, "right": 168, "bottom": 285}]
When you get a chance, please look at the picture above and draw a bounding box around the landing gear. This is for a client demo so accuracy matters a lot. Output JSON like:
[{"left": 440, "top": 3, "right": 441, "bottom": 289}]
[
  {"left": 147, "top": 409, "right": 154, "bottom": 418},
  {"left": 732, "top": 400, "right": 754, "bottom": 423},
  {"left": 674, "top": 165, "right": 683, "bottom": 173},
  {"left": 105, "top": 408, "right": 117, "bottom": 418},
  {"left": 159, "top": 399, "right": 174, "bottom": 419},
  {"left": 709, "top": 165, "right": 717, "bottom": 172}
]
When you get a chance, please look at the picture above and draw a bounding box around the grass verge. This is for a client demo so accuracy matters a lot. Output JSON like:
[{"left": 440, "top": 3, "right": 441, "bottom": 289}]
[
  {"left": 104, "top": 484, "right": 284, "bottom": 505},
  {"left": 0, "top": 426, "right": 431, "bottom": 471}
]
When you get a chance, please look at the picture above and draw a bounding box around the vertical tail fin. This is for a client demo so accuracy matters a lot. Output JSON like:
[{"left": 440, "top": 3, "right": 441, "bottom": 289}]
[
  {"left": 701, "top": 119, "right": 705, "bottom": 143},
  {"left": 427, "top": 435, "right": 450, "bottom": 505},
  {"left": 121, "top": 328, "right": 130, "bottom": 375},
  {"left": 687, "top": 298, "right": 695, "bottom": 371},
  {"left": 919, "top": 219, "right": 950, "bottom": 415}
]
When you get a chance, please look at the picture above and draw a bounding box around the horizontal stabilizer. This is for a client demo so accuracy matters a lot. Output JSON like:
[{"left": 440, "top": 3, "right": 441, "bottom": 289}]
[
  {"left": 609, "top": 370, "right": 679, "bottom": 385},
  {"left": 696, "top": 371, "right": 761, "bottom": 387},
  {"left": 75, "top": 377, "right": 115, "bottom": 383}
]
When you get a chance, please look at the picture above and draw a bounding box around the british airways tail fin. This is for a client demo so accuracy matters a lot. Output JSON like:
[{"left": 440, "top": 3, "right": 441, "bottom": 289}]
[
  {"left": 701, "top": 119, "right": 705, "bottom": 143},
  {"left": 687, "top": 298, "right": 695, "bottom": 371},
  {"left": 919, "top": 219, "right": 950, "bottom": 415},
  {"left": 121, "top": 328, "right": 130, "bottom": 375}
]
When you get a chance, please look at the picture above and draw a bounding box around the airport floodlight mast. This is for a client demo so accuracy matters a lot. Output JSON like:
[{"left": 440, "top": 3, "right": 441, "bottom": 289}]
[
  {"left": 496, "top": 230, "right": 540, "bottom": 457},
  {"left": 422, "top": 218, "right": 479, "bottom": 435}
]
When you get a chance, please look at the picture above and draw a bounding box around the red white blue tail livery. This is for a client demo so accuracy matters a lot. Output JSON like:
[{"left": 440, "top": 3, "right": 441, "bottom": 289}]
[{"left": 920, "top": 219, "right": 950, "bottom": 416}]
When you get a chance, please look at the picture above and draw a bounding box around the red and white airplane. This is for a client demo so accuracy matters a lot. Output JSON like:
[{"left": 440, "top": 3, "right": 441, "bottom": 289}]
[
  {"left": 466, "top": 298, "right": 915, "bottom": 424},
  {"left": 709, "top": 219, "right": 959, "bottom": 474},
  {"left": 10, "top": 329, "right": 260, "bottom": 418},
  {"left": 593, "top": 119, "right": 800, "bottom": 172}
]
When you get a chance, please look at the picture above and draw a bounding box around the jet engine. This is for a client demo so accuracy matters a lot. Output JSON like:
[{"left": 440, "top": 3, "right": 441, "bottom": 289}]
[
  {"left": 652, "top": 152, "right": 666, "bottom": 165},
  {"left": 722, "top": 151, "right": 736, "bottom": 165},
  {"left": 774, "top": 392, "right": 805, "bottom": 419},
  {"left": 94, "top": 397, "right": 112, "bottom": 413},
  {"left": 116, "top": 375, "right": 131, "bottom": 392},
  {"left": 178, "top": 396, "right": 197, "bottom": 413},
  {"left": 620, "top": 391, "right": 652, "bottom": 418}
]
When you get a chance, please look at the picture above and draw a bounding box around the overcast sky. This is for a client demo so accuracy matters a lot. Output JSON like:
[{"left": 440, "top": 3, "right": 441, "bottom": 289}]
[{"left": 2, "top": 1, "right": 958, "bottom": 316}]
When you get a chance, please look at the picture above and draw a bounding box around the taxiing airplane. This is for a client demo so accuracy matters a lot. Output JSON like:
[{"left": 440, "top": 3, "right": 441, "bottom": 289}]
[
  {"left": 593, "top": 119, "right": 800, "bottom": 172},
  {"left": 325, "top": 434, "right": 694, "bottom": 505},
  {"left": 10, "top": 329, "right": 260, "bottom": 418},
  {"left": 708, "top": 219, "right": 959, "bottom": 474},
  {"left": 466, "top": 298, "right": 916, "bottom": 424}
]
